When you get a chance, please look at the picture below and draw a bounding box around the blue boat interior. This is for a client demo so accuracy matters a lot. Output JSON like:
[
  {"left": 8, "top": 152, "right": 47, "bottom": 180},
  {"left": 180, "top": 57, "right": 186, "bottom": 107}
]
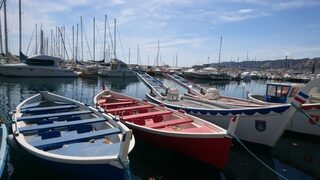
[{"left": 18, "top": 100, "right": 123, "bottom": 156}]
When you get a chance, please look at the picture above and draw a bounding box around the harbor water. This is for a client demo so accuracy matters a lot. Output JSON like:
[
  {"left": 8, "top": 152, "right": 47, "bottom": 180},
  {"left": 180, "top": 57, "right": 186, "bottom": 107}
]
[{"left": 0, "top": 76, "right": 318, "bottom": 180}]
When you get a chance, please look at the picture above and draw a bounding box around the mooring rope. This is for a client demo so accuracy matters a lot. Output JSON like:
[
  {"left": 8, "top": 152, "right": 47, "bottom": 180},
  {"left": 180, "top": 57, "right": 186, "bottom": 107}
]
[
  {"left": 119, "top": 158, "right": 132, "bottom": 180},
  {"left": 290, "top": 102, "right": 320, "bottom": 126},
  {"left": 229, "top": 133, "right": 288, "bottom": 180}
]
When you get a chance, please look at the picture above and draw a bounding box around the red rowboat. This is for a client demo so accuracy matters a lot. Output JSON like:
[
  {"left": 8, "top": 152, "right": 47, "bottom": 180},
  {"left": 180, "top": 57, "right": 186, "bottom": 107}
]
[{"left": 94, "top": 90, "right": 238, "bottom": 169}]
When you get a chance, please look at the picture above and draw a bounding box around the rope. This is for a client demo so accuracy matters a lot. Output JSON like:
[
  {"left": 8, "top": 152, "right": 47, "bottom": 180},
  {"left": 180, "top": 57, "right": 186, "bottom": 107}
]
[
  {"left": 229, "top": 133, "right": 288, "bottom": 180},
  {"left": 290, "top": 102, "right": 320, "bottom": 126},
  {"left": 119, "top": 158, "right": 132, "bottom": 180}
]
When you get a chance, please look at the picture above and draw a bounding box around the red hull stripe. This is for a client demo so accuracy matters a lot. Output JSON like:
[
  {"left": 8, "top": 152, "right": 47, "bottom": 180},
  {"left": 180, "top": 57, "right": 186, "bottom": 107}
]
[
  {"left": 294, "top": 96, "right": 305, "bottom": 104},
  {"left": 302, "top": 105, "right": 320, "bottom": 110}
]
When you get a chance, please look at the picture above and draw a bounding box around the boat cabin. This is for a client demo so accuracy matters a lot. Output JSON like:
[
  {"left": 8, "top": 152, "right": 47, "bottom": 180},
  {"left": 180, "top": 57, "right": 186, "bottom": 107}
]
[
  {"left": 265, "top": 83, "right": 304, "bottom": 103},
  {"left": 110, "top": 59, "right": 130, "bottom": 71},
  {"left": 25, "top": 55, "right": 64, "bottom": 67}
]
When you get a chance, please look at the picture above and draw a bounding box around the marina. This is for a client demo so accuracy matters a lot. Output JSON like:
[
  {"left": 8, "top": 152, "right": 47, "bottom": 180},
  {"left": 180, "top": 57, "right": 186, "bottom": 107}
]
[
  {"left": 0, "top": 76, "right": 319, "bottom": 179},
  {"left": 0, "top": 0, "right": 319, "bottom": 179}
]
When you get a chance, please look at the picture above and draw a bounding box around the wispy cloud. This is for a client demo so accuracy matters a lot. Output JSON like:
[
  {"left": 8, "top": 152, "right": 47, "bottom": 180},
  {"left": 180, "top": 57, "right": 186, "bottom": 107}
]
[
  {"left": 217, "top": 8, "right": 270, "bottom": 22},
  {"left": 4, "top": 0, "right": 320, "bottom": 66}
]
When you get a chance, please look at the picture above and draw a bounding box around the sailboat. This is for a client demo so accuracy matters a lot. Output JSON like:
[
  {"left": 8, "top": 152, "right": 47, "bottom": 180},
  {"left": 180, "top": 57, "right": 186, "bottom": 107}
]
[
  {"left": 98, "top": 18, "right": 136, "bottom": 78},
  {"left": 0, "top": 0, "right": 76, "bottom": 77}
]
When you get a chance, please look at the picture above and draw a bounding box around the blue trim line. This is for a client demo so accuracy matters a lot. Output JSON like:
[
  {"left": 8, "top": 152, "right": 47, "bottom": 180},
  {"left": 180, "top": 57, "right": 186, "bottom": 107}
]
[{"left": 298, "top": 91, "right": 309, "bottom": 99}]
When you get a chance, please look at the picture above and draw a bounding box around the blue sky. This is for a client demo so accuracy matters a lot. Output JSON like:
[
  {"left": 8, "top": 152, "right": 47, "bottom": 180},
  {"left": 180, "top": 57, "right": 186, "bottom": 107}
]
[{"left": 5, "top": 0, "right": 320, "bottom": 66}]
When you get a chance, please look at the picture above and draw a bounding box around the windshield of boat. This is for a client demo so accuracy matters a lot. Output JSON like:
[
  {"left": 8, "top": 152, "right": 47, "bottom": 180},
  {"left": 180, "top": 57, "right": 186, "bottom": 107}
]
[
  {"left": 26, "top": 59, "right": 55, "bottom": 66},
  {"left": 266, "top": 84, "right": 291, "bottom": 103}
]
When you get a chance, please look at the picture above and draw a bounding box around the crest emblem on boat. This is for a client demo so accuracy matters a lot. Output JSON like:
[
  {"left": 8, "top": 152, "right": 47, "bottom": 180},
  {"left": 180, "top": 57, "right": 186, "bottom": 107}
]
[{"left": 255, "top": 120, "right": 266, "bottom": 132}]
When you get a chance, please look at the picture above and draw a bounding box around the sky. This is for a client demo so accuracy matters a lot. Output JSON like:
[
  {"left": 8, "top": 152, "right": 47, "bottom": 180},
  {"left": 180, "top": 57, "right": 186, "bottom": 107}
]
[{"left": 3, "top": 0, "right": 320, "bottom": 66}]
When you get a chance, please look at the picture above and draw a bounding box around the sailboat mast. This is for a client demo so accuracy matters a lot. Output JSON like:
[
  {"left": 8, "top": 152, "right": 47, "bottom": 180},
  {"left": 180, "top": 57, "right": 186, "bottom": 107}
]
[
  {"left": 0, "top": 12, "right": 3, "bottom": 54},
  {"left": 137, "top": 45, "right": 139, "bottom": 65},
  {"left": 76, "top": 23, "right": 79, "bottom": 61},
  {"left": 3, "top": 0, "right": 8, "bottom": 56},
  {"left": 72, "top": 26, "right": 74, "bottom": 60},
  {"left": 40, "top": 29, "right": 43, "bottom": 54},
  {"left": 218, "top": 36, "right": 222, "bottom": 71},
  {"left": 156, "top": 40, "right": 159, "bottom": 67},
  {"left": 93, "top": 17, "right": 95, "bottom": 61},
  {"left": 176, "top": 53, "right": 178, "bottom": 67},
  {"left": 19, "top": 0, "right": 22, "bottom": 55},
  {"left": 104, "top": 15, "right": 106, "bottom": 62},
  {"left": 35, "top": 24, "right": 38, "bottom": 54},
  {"left": 128, "top": 48, "right": 130, "bottom": 65},
  {"left": 80, "top": 16, "right": 83, "bottom": 61},
  {"left": 114, "top": 19, "right": 116, "bottom": 59}
]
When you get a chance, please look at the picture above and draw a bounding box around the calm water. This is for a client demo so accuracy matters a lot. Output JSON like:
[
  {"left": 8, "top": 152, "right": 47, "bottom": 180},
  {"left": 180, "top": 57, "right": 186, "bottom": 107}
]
[{"left": 0, "top": 76, "right": 318, "bottom": 180}]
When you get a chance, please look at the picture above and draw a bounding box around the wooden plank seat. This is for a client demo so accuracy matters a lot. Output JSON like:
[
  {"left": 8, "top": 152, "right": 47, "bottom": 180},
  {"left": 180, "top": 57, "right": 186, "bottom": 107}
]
[
  {"left": 145, "top": 118, "right": 193, "bottom": 129},
  {"left": 107, "top": 104, "right": 154, "bottom": 114},
  {"left": 30, "top": 128, "right": 121, "bottom": 150},
  {"left": 99, "top": 101, "right": 136, "bottom": 107},
  {"left": 20, "top": 105, "right": 78, "bottom": 114},
  {"left": 121, "top": 110, "right": 172, "bottom": 121},
  {"left": 18, "top": 117, "right": 106, "bottom": 133},
  {"left": 17, "top": 110, "right": 92, "bottom": 122}
]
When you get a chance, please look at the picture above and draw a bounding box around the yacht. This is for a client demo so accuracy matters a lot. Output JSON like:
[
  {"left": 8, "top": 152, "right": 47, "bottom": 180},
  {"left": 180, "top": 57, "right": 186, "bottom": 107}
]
[
  {"left": 98, "top": 59, "right": 136, "bottom": 77},
  {"left": 0, "top": 54, "right": 77, "bottom": 77}
]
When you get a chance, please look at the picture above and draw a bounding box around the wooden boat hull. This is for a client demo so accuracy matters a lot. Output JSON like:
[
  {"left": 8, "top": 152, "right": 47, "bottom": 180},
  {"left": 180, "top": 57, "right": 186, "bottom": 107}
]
[
  {"left": 95, "top": 90, "right": 236, "bottom": 169},
  {"left": 127, "top": 124, "right": 232, "bottom": 169},
  {"left": 12, "top": 92, "right": 135, "bottom": 179},
  {"left": 147, "top": 93, "right": 290, "bottom": 147},
  {"left": 0, "top": 124, "right": 8, "bottom": 177}
]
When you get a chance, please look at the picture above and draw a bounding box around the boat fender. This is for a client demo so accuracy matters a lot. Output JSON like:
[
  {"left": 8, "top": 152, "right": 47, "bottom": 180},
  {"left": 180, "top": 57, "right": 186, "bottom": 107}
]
[{"left": 7, "top": 134, "right": 19, "bottom": 150}]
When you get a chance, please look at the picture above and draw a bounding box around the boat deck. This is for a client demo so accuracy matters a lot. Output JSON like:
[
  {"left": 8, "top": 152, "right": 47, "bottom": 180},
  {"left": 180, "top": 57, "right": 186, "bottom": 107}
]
[
  {"left": 161, "top": 97, "right": 224, "bottom": 109},
  {"left": 17, "top": 100, "right": 122, "bottom": 157},
  {"left": 97, "top": 92, "right": 223, "bottom": 134}
]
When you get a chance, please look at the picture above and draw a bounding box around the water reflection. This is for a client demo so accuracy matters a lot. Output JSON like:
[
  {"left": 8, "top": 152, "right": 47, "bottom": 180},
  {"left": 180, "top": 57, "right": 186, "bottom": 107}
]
[
  {"left": 0, "top": 76, "right": 318, "bottom": 180},
  {"left": 271, "top": 133, "right": 319, "bottom": 179}
]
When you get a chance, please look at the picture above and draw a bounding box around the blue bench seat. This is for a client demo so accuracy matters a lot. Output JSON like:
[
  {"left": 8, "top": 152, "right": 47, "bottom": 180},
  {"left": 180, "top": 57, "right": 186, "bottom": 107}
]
[
  {"left": 30, "top": 128, "right": 121, "bottom": 150},
  {"left": 20, "top": 105, "right": 78, "bottom": 114},
  {"left": 17, "top": 110, "right": 92, "bottom": 122},
  {"left": 19, "top": 117, "right": 106, "bottom": 133}
]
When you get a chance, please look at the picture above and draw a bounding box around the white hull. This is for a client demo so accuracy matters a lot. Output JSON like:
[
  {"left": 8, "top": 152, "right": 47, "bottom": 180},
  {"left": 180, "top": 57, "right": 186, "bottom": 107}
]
[
  {"left": 0, "top": 64, "right": 76, "bottom": 77},
  {"left": 249, "top": 93, "right": 320, "bottom": 136},
  {"left": 12, "top": 92, "right": 134, "bottom": 167},
  {"left": 147, "top": 93, "right": 291, "bottom": 147},
  {"left": 146, "top": 78, "right": 320, "bottom": 146}
]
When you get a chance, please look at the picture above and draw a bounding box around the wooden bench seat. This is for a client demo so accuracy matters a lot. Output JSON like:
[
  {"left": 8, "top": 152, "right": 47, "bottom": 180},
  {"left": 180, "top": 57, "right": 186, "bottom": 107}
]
[
  {"left": 18, "top": 117, "right": 106, "bottom": 133},
  {"left": 178, "top": 126, "right": 214, "bottom": 133},
  {"left": 121, "top": 110, "right": 172, "bottom": 121},
  {"left": 99, "top": 101, "right": 136, "bottom": 107},
  {"left": 17, "top": 110, "right": 92, "bottom": 122},
  {"left": 107, "top": 104, "right": 154, "bottom": 113},
  {"left": 30, "top": 128, "right": 121, "bottom": 150},
  {"left": 146, "top": 118, "right": 193, "bottom": 128},
  {"left": 20, "top": 105, "right": 78, "bottom": 114}
]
